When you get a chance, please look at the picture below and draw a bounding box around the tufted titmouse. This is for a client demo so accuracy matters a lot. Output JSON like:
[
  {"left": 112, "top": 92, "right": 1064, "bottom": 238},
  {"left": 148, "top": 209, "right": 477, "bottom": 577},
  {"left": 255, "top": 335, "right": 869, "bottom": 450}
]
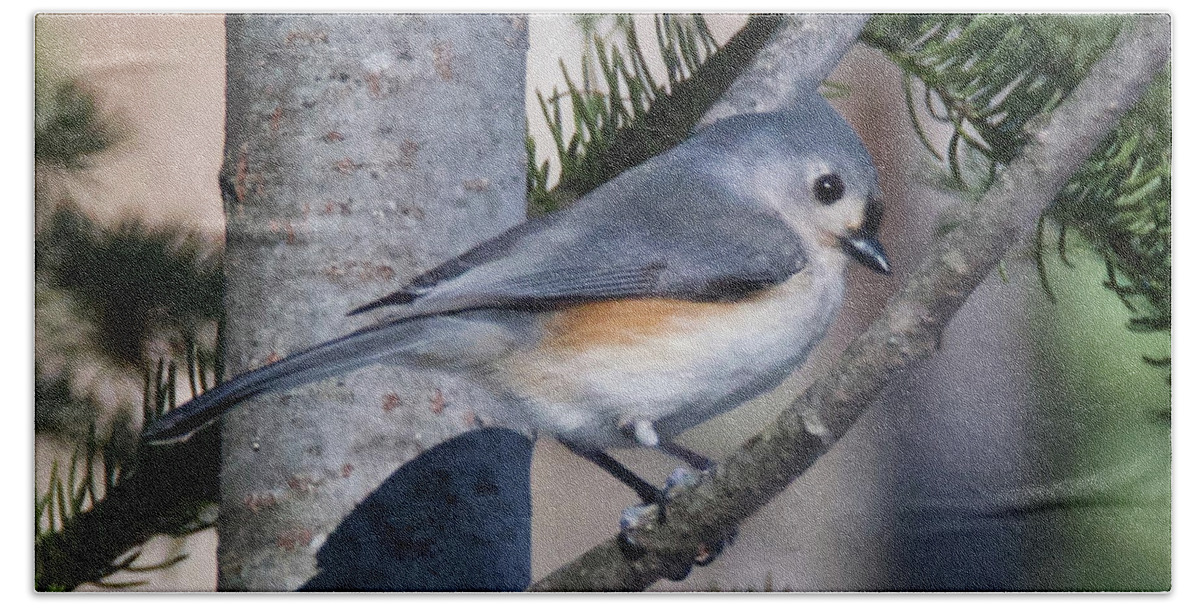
[{"left": 143, "top": 90, "right": 889, "bottom": 507}]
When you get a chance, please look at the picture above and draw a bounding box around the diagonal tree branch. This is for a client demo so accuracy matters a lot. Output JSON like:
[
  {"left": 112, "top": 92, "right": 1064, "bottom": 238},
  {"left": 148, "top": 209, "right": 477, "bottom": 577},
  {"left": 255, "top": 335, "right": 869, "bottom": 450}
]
[
  {"left": 530, "top": 14, "right": 1170, "bottom": 592},
  {"left": 697, "top": 13, "right": 869, "bottom": 128}
]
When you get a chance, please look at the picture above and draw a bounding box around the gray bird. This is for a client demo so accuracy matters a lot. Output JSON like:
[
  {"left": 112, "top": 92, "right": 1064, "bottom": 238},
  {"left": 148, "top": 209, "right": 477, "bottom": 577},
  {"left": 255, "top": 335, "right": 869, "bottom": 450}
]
[{"left": 143, "top": 90, "right": 889, "bottom": 510}]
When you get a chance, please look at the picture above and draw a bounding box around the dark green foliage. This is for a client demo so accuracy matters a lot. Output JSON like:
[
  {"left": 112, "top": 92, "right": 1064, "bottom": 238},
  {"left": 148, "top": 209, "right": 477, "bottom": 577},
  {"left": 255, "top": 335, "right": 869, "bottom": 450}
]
[
  {"left": 35, "top": 366, "right": 101, "bottom": 438},
  {"left": 36, "top": 354, "right": 223, "bottom": 591},
  {"left": 35, "top": 81, "right": 118, "bottom": 169},
  {"left": 1046, "top": 69, "right": 1170, "bottom": 361},
  {"left": 34, "top": 73, "right": 227, "bottom": 589},
  {"left": 862, "top": 14, "right": 1123, "bottom": 189},
  {"left": 862, "top": 15, "right": 1170, "bottom": 372},
  {"left": 36, "top": 205, "right": 224, "bottom": 367},
  {"left": 527, "top": 15, "right": 782, "bottom": 213}
]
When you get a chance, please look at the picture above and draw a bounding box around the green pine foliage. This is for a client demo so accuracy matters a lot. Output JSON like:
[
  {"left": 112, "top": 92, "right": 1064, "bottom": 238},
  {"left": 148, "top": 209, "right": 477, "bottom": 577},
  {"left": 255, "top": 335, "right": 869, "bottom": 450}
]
[
  {"left": 36, "top": 206, "right": 224, "bottom": 367},
  {"left": 1045, "top": 69, "right": 1170, "bottom": 368},
  {"left": 861, "top": 14, "right": 1169, "bottom": 372},
  {"left": 34, "top": 72, "right": 224, "bottom": 439},
  {"left": 861, "top": 14, "right": 1124, "bottom": 189},
  {"left": 35, "top": 81, "right": 119, "bottom": 170},
  {"left": 527, "top": 14, "right": 782, "bottom": 213},
  {"left": 34, "top": 69, "right": 226, "bottom": 589},
  {"left": 36, "top": 353, "right": 223, "bottom": 591}
]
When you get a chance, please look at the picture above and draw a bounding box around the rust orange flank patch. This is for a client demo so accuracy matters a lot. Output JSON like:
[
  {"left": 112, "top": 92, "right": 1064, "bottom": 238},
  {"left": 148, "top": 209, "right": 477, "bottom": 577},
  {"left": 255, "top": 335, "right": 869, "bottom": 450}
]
[{"left": 540, "top": 298, "right": 738, "bottom": 350}]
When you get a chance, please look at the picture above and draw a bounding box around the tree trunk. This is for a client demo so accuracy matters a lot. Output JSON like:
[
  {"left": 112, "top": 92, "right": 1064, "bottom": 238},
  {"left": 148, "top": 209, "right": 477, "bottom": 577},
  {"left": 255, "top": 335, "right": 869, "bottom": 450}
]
[{"left": 217, "top": 14, "right": 528, "bottom": 590}]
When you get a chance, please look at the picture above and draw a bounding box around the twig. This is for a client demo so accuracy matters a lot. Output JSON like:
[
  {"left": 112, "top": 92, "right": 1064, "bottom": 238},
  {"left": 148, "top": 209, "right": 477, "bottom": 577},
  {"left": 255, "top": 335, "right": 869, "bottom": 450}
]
[{"left": 530, "top": 14, "right": 1169, "bottom": 592}]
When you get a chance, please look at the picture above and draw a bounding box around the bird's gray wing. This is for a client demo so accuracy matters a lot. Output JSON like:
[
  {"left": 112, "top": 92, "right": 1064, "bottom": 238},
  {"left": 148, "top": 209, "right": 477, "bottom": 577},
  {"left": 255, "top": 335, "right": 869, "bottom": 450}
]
[{"left": 349, "top": 160, "right": 808, "bottom": 319}]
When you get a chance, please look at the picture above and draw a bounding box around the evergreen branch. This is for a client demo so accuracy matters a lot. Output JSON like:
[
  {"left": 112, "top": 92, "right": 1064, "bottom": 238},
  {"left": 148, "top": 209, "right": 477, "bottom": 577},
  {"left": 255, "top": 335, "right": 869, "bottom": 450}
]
[
  {"left": 35, "top": 353, "right": 223, "bottom": 591},
  {"left": 34, "top": 80, "right": 119, "bottom": 170},
  {"left": 528, "top": 14, "right": 783, "bottom": 213},
  {"left": 531, "top": 14, "right": 1169, "bottom": 591},
  {"left": 863, "top": 15, "right": 1171, "bottom": 372},
  {"left": 862, "top": 15, "right": 1123, "bottom": 187},
  {"left": 36, "top": 205, "right": 224, "bottom": 368},
  {"left": 1044, "top": 68, "right": 1170, "bottom": 366},
  {"left": 34, "top": 60, "right": 229, "bottom": 591}
]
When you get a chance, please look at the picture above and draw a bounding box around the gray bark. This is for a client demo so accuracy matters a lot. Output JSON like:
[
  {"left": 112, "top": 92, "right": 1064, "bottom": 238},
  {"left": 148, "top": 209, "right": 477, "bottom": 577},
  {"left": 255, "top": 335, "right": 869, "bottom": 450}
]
[
  {"left": 697, "top": 14, "right": 869, "bottom": 128},
  {"left": 217, "top": 14, "right": 527, "bottom": 590}
]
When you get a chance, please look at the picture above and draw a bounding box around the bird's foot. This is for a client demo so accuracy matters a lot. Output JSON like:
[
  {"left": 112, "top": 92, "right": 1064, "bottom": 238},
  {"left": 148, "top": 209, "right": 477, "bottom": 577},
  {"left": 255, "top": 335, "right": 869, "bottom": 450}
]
[
  {"left": 616, "top": 467, "right": 737, "bottom": 580},
  {"left": 662, "top": 466, "right": 698, "bottom": 498}
]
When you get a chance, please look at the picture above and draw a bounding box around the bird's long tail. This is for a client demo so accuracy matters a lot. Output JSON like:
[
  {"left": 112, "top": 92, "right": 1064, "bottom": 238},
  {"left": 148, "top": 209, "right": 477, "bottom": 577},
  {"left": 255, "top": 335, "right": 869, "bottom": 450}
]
[{"left": 141, "top": 319, "right": 430, "bottom": 444}]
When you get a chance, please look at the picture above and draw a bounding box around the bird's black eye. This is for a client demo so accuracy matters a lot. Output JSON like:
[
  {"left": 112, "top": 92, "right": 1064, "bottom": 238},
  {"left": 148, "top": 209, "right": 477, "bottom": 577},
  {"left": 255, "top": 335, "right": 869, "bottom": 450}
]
[{"left": 813, "top": 173, "right": 845, "bottom": 205}]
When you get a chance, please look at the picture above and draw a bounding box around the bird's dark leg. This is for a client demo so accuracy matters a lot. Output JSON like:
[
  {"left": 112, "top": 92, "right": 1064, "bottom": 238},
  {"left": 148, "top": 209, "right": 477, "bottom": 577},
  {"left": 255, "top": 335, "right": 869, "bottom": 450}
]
[
  {"left": 561, "top": 441, "right": 661, "bottom": 506},
  {"left": 657, "top": 439, "right": 714, "bottom": 472},
  {"left": 563, "top": 438, "right": 734, "bottom": 578},
  {"left": 561, "top": 440, "right": 693, "bottom": 576}
]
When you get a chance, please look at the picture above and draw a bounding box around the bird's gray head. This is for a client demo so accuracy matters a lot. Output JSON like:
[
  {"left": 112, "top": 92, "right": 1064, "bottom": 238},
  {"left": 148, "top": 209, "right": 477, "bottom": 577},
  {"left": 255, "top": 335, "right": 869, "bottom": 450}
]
[{"left": 699, "top": 92, "right": 891, "bottom": 275}]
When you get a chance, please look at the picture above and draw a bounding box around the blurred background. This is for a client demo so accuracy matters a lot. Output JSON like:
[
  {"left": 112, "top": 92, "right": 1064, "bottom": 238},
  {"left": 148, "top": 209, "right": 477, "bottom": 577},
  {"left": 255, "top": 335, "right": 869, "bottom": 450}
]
[{"left": 34, "top": 14, "right": 1169, "bottom": 591}]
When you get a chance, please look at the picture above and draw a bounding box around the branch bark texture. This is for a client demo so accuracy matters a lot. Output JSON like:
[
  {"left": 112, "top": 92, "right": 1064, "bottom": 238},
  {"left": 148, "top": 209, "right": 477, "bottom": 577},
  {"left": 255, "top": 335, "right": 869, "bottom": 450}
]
[
  {"left": 697, "top": 14, "right": 870, "bottom": 128},
  {"left": 530, "top": 14, "right": 1170, "bottom": 591}
]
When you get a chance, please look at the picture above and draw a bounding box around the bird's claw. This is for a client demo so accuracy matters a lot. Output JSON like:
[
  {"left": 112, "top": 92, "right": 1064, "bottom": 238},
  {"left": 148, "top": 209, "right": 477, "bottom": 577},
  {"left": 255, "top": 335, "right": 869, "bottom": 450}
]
[
  {"left": 620, "top": 503, "right": 660, "bottom": 535},
  {"left": 617, "top": 466, "right": 698, "bottom": 533},
  {"left": 662, "top": 467, "right": 698, "bottom": 499},
  {"left": 616, "top": 467, "right": 735, "bottom": 576}
]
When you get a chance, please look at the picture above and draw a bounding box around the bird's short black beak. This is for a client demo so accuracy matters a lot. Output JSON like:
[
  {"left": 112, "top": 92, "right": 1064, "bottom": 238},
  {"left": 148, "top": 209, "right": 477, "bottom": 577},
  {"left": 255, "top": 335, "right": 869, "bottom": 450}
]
[
  {"left": 840, "top": 194, "right": 890, "bottom": 275},
  {"left": 840, "top": 234, "right": 891, "bottom": 275}
]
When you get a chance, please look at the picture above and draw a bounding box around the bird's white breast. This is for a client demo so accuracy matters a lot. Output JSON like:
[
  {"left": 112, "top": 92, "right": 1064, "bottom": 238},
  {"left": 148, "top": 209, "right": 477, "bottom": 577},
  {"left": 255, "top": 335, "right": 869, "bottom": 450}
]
[{"left": 484, "top": 265, "right": 845, "bottom": 449}]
